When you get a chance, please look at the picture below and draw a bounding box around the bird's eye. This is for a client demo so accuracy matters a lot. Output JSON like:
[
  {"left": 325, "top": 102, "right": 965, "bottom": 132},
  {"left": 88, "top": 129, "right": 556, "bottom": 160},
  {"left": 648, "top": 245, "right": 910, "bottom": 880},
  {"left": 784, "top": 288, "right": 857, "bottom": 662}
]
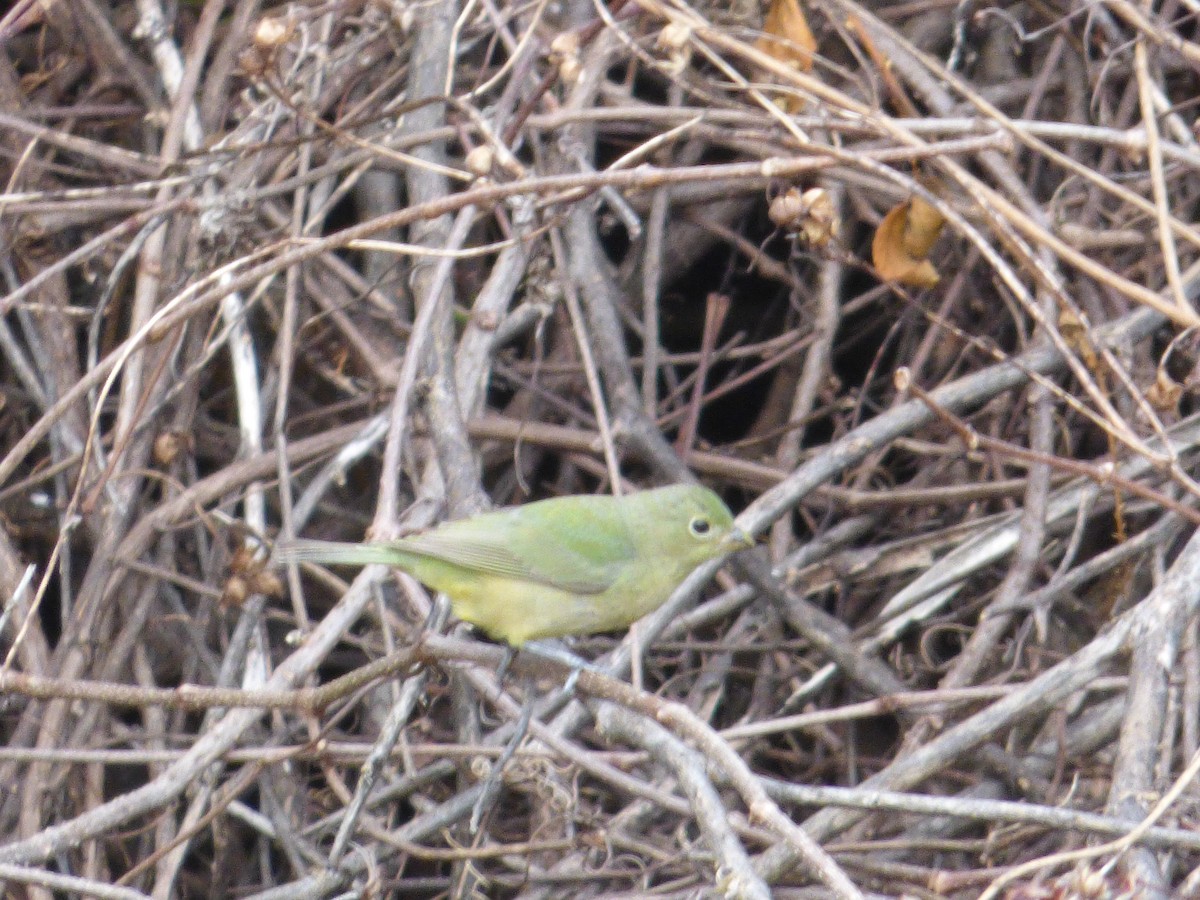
[{"left": 689, "top": 517, "right": 712, "bottom": 537}]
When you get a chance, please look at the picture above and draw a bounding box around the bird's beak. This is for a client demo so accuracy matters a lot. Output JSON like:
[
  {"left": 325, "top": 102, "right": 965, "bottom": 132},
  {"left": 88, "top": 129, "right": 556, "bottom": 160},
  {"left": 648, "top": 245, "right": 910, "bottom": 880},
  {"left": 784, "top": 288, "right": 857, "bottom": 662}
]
[{"left": 720, "top": 528, "right": 755, "bottom": 553}]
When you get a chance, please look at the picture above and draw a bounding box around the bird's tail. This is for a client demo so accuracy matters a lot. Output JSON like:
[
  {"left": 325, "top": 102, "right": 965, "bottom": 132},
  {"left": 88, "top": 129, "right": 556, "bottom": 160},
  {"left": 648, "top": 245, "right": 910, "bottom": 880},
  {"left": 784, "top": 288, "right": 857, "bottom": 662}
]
[{"left": 275, "top": 539, "right": 400, "bottom": 568}]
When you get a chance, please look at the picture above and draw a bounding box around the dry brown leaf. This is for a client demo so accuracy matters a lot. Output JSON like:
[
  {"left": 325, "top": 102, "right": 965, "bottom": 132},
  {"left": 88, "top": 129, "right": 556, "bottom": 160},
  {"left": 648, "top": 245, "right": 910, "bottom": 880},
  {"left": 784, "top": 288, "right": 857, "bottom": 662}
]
[
  {"left": 152, "top": 429, "right": 194, "bottom": 466},
  {"left": 1058, "top": 306, "right": 1100, "bottom": 371},
  {"left": 757, "top": 0, "right": 816, "bottom": 72},
  {"left": 900, "top": 195, "right": 945, "bottom": 258},
  {"left": 657, "top": 22, "right": 694, "bottom": 74},
  {"left": 768, "top": 186, "right": 839, "bottom": 246},
  {"left": 222, "top": 544, "right": 284, "bottom": 608},
  {"left": 1147, "top": 367, "right": 1183, "bottom": 413},
  {"left": 872, "top": 195, "right": 946, "bottom": 288}
]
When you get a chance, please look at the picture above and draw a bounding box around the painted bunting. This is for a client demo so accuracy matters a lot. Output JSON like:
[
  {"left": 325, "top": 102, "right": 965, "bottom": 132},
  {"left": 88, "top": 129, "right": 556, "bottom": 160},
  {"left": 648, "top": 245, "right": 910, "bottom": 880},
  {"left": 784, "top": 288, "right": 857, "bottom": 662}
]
[{"left": 276, "top": 484, "right": 750, "bottom": 646}]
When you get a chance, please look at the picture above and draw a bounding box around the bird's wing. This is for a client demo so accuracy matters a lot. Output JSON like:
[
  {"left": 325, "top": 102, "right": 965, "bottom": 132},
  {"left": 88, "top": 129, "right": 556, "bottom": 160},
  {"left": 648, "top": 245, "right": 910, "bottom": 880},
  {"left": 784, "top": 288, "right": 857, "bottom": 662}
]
[{"left": 401, "top": 502, "right": 634, "bottom": 595}]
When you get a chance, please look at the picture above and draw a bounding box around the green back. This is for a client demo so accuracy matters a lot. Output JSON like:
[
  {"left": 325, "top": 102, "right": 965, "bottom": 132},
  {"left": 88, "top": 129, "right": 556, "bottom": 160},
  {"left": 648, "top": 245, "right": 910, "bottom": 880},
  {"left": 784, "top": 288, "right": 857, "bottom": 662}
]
[{"left": 400, "top": 493, "right": 636, "bottom": 594}]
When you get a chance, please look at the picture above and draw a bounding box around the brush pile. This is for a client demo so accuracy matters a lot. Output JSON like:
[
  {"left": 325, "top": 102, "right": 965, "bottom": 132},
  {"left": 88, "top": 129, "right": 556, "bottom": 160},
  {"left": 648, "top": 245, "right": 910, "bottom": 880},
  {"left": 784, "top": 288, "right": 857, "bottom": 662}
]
[{"left": 3, "top": 0, "right": 1200, "bottom": 896}]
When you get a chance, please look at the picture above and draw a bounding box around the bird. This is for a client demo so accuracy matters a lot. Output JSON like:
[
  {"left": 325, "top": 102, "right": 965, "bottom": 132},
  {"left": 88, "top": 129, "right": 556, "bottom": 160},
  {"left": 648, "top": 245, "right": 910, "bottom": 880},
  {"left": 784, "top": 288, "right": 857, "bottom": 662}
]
[{"left": 276, "top": 483, "right": 751, "bottom": 646}]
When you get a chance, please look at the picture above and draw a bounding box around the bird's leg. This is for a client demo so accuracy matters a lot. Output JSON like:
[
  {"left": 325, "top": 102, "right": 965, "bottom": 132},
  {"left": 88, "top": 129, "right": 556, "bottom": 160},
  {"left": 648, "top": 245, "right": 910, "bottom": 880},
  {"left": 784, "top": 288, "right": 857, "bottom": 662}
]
[
  {"left": 562, "top": 665, "right": 582, "bottom": 697},
  {"left": 493, "top": 644, "right": 516, "bottom": 686},
  {"left": 416, "top": 593, "right": 452, "bottom": 644},
  {"left": 470, "top": 671, "right": 534, "bottom": 833},
  {"left": 470, "top": 641, "right": 600, "bottom": 829},
  {"left": 520, "top": 639, "right": 599, "bottom": 698}
]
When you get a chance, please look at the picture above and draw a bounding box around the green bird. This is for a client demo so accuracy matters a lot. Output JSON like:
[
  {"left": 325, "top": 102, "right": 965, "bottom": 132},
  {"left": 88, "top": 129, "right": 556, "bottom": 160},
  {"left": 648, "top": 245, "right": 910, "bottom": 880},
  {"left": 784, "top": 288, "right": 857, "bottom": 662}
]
[{"left": 277, "top": 484, "right": 751, "bottom": 646}]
